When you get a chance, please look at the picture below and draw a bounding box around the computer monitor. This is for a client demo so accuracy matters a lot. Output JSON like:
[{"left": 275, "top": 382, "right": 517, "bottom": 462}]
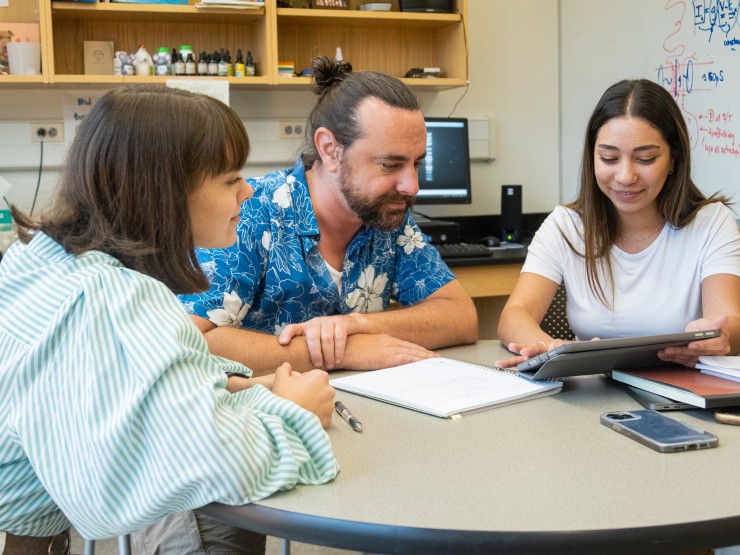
[{"left": 415, "top": 117, "right": 472, "bottom": 205}]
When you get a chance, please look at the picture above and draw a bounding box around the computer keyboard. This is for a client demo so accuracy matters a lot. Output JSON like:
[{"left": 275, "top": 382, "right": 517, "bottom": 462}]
[{"left": 433, "top": 242, "right": 493, "bottom": 260}]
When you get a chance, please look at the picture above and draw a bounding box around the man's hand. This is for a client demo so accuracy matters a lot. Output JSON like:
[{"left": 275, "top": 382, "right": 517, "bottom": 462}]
[
  {"left": 279, "top": 314, "right": 364, "bottom": 369},
  {"left": 340, "top": 334, "right": 438, "bottom": 370},
  {"left": 659, "top": 315, "right": 732, "bottom": 367},
  {"left": 271, "top": 363, "right": 335, "bottom": 428}
]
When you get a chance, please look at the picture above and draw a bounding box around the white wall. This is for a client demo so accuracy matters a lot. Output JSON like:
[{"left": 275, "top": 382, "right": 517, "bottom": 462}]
[
  {"left": 0, "top": 1, "right": 561, "bottom": 218},
  {"left": 420, "top": 0, "right": 560, "bottom": 218}
]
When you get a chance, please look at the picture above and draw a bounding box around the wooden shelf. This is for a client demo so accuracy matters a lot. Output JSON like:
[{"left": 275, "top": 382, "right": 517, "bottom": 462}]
[
  {"left": 0, "top": 75, "right": 45, "bottom": 85},
  {"left": 273, "top": 76, "right": 466, "bottom": 90},
  {"left": 401, "top": 77, "right": 467, "bottom": 90},
  {"left": 51, "top": 2, "right": 265, "bottom": 24},
  {"left": 3, "top": 0, "right": 467, "bottom": 88},
  {"left": 276, "top": 7, "right": 460, "bottom": 29},
  {"left": 47, "top": 0, "right": 269, "bottom": 80},
  {"left": 50, "top": 74, "right": 272, "bottom": 87}
]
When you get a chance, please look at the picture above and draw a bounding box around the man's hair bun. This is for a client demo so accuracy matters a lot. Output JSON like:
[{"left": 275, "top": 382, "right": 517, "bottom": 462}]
[{"left": 310, "top": 56, "right": 353, "bottom": 95}]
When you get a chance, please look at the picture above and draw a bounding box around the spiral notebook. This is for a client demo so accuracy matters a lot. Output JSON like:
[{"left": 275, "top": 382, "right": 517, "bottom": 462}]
[{"left": 331, "top": 358, "right": 562, "bottom": 418}]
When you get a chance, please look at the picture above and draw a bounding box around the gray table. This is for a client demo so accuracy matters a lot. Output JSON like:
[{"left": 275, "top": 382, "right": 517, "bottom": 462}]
[{"left": 202, "top": 341, "right": 740, "bottom": 554}]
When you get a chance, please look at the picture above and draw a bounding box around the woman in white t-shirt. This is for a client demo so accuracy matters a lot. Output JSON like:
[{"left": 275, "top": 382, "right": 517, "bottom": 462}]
[{"left": 496, "top": 79, "right": 740, "bottom": 369}]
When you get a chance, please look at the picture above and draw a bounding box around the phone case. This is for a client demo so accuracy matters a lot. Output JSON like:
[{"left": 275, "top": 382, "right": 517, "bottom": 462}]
[
  {"left": 714, "top": 410, "right": 740, "bottom": 426},
  {"left": 600, "top": 410, "right": 718, "bottom": 453}
]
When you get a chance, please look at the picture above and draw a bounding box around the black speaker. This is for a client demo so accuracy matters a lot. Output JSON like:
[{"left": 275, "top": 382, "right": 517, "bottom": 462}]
[{"left": 501, "top": 184, "right": 522, "bottom": 242}]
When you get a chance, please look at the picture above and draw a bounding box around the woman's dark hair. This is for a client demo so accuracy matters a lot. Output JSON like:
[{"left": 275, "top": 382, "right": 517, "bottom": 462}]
[
  {"left": 565, "top": 78, "right": 729, "bottom": 306},
  {"left": 302, "top": 56, "right": 420, "bottom": 166},
  {"left": 12, "top": 84, "right": 249, "bottom": 294}
]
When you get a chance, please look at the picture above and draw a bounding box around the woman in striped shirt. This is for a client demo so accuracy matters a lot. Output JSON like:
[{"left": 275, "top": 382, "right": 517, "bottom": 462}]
[{"left": 0, "top": 85, "right": 338, "bottom": 554}]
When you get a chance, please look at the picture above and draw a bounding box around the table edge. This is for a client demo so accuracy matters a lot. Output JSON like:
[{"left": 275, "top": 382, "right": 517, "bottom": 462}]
[{"left": 201, "top": 502, "right": 740, "bottom": 554}]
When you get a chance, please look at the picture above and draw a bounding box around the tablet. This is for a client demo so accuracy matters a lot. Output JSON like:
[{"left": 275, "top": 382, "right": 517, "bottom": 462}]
[
  {"left": 516, "top": 330, "right": 721, "bottom": 380},
  {"left": 623, "top": 385, "right": 694, "bottom": 411}
]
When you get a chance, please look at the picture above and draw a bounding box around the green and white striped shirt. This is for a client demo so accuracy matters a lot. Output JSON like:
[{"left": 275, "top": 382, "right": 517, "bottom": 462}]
[{"left": 0, "top": 232, "right": 338, "bottom": 539}]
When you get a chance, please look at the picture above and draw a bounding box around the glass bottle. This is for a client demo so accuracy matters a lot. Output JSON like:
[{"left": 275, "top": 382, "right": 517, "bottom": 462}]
[
  {"left": 226, "top": 50, "right": 234, "bottom": 76},
  {"left": 197, "top": 51, "right": 208, "bottom": 76},
  {"left": 246, "top": 50, "right": 256, "bottom": 77},
  {"left": 234, "top": 49, "right": 245, "bottom": 77},
  {"left": 185, "top": 53, "right": 196, "bottom": 76},
  {"left": 217, "top": 50, "right": 228, "bottom": 76},
  {"left": 174, "top": 53, "right": 185, "bottom": 76},
  {"left": 208, "top": 52, "right": 219, "bottom": 76}
]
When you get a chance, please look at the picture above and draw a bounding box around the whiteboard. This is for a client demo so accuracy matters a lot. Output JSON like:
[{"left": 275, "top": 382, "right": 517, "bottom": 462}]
[{"left": 560, "top": 0, "right": 740, "bottom": 208}]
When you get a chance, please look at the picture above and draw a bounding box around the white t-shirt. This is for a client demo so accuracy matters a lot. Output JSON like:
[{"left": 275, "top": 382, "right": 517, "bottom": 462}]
[
  {"left": 325, "top": 260, "right": 343, "bottom": 294},
  {"left": 522, "top": 202, "right": 740, "bottom": 340}
]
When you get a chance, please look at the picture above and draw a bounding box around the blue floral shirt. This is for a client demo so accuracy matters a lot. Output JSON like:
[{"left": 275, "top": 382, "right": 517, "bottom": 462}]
[{"left": 179, "top": 159, "right": 456, "bottom": 334}]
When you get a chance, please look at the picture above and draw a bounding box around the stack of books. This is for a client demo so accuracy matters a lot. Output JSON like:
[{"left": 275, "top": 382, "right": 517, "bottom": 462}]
[
  {"left": 278, "top": 61, "right": 296, "bottom": 78},
  {"left": 697, "top": 356, "right": 740, "bottom": 382},
  {"left": 611, "top": 356, "right": 740, "bottom": 408},
  {"left": 194, "top": 0, "right": 264, "bottom": 8}
]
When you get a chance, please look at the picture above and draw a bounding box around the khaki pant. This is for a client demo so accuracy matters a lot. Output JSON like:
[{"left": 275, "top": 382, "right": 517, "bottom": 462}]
[{"left": 131, "top": 509, "right": 266, "bottom": 555}]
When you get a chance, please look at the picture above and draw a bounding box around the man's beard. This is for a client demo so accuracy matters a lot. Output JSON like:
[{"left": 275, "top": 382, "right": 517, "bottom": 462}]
[{"left": 338, "top": 161, "right": 415, "bottom": 232}]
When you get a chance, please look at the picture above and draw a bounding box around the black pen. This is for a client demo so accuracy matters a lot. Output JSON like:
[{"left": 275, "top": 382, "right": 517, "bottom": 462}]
[{"left": 335, "top": 400, "right": 363, "bottom": 433}]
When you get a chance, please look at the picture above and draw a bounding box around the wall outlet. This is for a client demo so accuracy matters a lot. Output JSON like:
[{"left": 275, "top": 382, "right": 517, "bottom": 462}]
[
  {"left": 278, "top": 120, "right": 305, "bottom": 141},
  {"left": 31, "top": 122, "right": 65, "bottom": 143}
]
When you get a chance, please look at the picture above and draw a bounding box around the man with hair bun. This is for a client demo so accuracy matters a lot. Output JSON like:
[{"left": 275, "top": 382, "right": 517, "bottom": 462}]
[{"left": 181, "top": 56, "right": 478, "bottom": 374}]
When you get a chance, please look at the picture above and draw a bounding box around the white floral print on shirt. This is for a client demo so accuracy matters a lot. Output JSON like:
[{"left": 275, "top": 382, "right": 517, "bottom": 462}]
[
  {"left": 345, "top": 266, "right": 388, "bottom": 313},
  {"left": 396, "top": 225, "right": 426, "bottom": 254},
  {"left": 261, "top": 230, "right": 271, "bottom": 251},
  {"left": 207, "top": 290, "right": 250, "bottom": 327},
  {"left": 272, "top": 180, "right": 293, "bottom": 209}
]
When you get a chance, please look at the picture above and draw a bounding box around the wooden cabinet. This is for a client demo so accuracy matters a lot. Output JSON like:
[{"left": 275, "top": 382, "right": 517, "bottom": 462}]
[
  {"left": 1, "top": 0, "right": 466, "bottom": 89},
  {"left": 45, "top": 0, "right": 271, "bottom": 85},
  {"left": 274, "top": 0, "right": 468, "bottom": 91},
  {"left": 452, "top": 263, "right": 523, "bottom": 340},
  {"left": 0, "top": 0, "right": 46, "bottom": 85}
]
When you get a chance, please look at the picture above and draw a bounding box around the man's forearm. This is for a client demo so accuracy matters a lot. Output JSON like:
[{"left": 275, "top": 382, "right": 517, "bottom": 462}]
[
  {"left": 353, "top": 281, "right": 478, "bottom": 348},
  {"left": 203, "top": 326, "right": 318, "bottom": 376},
  {"left": 198, "top": 281, "right": 477, "bottom": 373}
]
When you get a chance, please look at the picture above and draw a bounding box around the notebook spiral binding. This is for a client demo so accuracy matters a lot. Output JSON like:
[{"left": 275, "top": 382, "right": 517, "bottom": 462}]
[{"left": 449, "top": 358, "right": 563, "bottom": 382}]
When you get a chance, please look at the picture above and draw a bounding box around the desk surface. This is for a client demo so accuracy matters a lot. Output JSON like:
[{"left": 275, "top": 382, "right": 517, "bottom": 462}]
[{"left": 203, "top": 342, "right": 740, "bottom": 554}]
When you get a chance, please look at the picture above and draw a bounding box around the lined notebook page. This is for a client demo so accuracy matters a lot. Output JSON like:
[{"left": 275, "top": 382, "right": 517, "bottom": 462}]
[{"left": 331, "top": 358, "right": 562, "bottom": 418}]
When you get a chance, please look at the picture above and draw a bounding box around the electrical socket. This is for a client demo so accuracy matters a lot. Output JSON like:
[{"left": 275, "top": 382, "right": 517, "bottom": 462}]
[
  {"left": 31, "top": 122, "right": 65, "bottom": 143},
  {"left": 278, "top": 120, "right": 305, "bottom": 141}
]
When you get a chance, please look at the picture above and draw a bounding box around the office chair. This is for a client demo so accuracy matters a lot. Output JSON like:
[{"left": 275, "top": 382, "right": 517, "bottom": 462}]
[{"left": 540, "top": 283, "right": 575, "bottom": 341}]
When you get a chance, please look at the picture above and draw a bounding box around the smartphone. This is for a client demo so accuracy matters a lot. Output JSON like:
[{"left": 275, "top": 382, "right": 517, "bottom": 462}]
[
  {"left": 714, "top": 407, "right": 740, "bottom": 426},
  {"left": 600, "top": 410, "right": 718, "bottom": 453}
]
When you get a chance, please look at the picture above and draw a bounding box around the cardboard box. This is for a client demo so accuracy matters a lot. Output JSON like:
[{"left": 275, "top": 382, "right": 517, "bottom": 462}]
[{"left": 84, "top": 41, "right": 114, "bottom": 75}]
